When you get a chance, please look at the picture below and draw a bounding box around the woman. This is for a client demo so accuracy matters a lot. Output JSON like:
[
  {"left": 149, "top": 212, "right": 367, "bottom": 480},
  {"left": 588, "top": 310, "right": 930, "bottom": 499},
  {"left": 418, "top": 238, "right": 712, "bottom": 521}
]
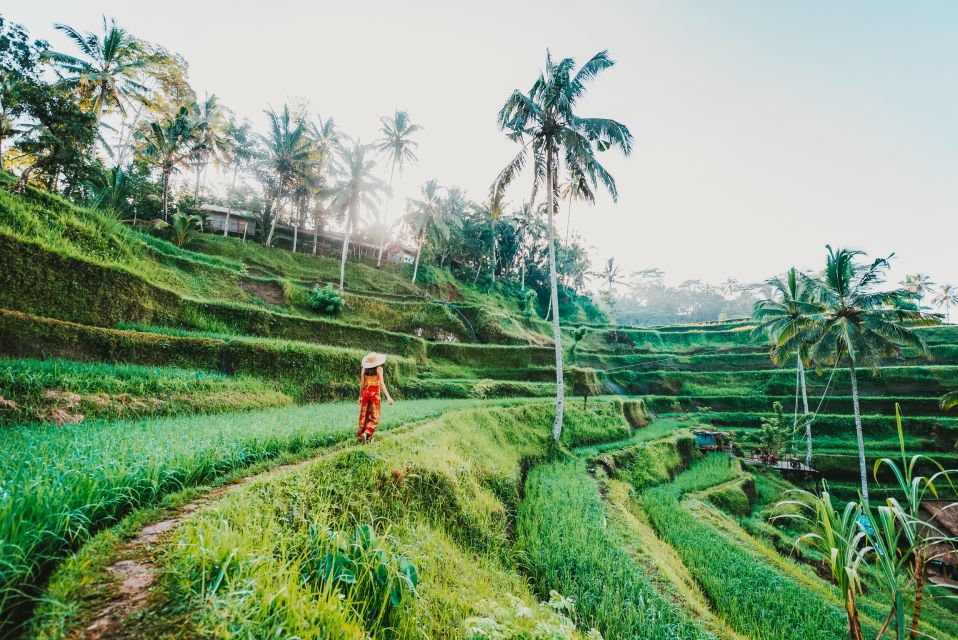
[{"left": 357, "top": 352, "right": 394, "bottom": 443}]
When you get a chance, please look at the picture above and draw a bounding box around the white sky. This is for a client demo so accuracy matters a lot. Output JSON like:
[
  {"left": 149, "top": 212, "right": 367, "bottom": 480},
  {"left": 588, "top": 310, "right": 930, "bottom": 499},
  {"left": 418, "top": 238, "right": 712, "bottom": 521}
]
[{"left": 8, "top": 0, "right": 958, "bottom": 291}]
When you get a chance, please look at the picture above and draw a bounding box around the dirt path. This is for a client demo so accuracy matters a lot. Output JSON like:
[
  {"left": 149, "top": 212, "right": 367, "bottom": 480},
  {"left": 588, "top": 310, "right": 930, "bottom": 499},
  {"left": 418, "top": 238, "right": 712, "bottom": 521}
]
[
  {"left": 82, "top": 458, "right": 310, "bottom": 639},
  {"left": 80, "top": 420, "right": 422, "bottom": 640}
]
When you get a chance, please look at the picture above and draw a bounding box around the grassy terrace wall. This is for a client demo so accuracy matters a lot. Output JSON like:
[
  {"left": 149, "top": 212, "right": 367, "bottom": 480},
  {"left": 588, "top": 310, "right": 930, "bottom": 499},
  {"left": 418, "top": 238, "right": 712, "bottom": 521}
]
[
  {"left": 617, "top": 365, "right": 958, "bottom": 397},
  {"left": 0, "top": 310, "right": 416, "bottom": 401},
  {"left": 0, "top": 232, "right": 184, "bottom": 327},
  {"left": 179, "top": 300, "right": 429, "bottom": 360},
  {"left": 0, "top": 231, "right": 431, "bottom": 359},
  {"left": 643, "top": 394, "right": 952, "bottom": 416},
  {"left": 426, "top": 342, "right": 556, "bottom": 368}
]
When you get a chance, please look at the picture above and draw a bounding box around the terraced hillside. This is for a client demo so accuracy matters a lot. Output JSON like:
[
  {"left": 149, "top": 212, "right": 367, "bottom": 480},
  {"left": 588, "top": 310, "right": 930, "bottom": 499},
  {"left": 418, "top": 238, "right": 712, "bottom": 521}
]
[
  {"left": 573, "top": 319, "right": 958, "bottom": 498},
  {"left": 0, "top": 186, "right": 607, "bottom": 418},
  {"left": 2, "top": 185, "right": 956, "bottom": 638}
]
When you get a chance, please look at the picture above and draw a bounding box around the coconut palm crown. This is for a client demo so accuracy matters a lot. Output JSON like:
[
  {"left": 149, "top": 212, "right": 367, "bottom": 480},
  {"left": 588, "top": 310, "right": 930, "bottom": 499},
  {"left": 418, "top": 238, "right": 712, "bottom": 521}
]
[
  {"left": 47, "top": 17, "right": 146, "bottom": 129},
  {"left": 781, "top": 246, "right": 938, "bottom": 503},
  {"left": 752, "top": 267, "right": 822, "bottom": 465},
  {"left": 491, "top": 50, "right": 633, "bottom": 442}
]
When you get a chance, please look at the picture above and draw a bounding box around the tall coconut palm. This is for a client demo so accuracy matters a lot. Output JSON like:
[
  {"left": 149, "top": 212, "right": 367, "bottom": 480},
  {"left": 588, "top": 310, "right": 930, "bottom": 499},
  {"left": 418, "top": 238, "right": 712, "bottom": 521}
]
[
  {"left": 404, "top": 179, "right": 462, "bottom": 284},
  {"left": 328, "top": 140, "right": 388, "bottom": 289},
  {"left": 308, "top": 115, "right": 341, "bottom": 255},
  {"left": 221, "top": 119, "right": 256, "bottom": 237},
  {"left": 752, "top": 268, "right": 822, "bottom": 466},
  {"left": 900, "top": 273, "right": 935, "bottom": 310},
  {"left": 47, "top": 17, "right": 147, "bottom": 152},
  {"left": 137, "top": 105, "right": 204, "bottom": 220},
  {"left": 259, "top": 105, "right": 313, "bottom": 246},
  {"left": 491, "top": 50, "right": 633, "bottom": 442},
  {"left": 932, "top": 284, "right": 957, "bottom": 322},
  {"left": 787, "top": 247, "right": 936, "bottom": 503},
  {"left": 373, "top": 110, "right": 421, "bottom": 266},
  {"left": 189, "top": 93, "right": 230, "bottom": 201}
]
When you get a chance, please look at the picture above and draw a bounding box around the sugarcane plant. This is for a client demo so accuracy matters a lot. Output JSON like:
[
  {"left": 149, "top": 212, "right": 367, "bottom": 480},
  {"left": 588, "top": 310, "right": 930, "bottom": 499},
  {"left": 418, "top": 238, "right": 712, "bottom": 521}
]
[{"left": 776, "top": 406, "right": 957, "bottom": 640}]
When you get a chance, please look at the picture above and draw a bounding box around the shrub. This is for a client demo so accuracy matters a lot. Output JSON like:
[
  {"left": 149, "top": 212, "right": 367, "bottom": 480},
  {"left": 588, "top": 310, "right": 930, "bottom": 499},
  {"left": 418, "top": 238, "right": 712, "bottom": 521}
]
[{"left": 308, "top": 284, "right": 346, "bottom": 315}]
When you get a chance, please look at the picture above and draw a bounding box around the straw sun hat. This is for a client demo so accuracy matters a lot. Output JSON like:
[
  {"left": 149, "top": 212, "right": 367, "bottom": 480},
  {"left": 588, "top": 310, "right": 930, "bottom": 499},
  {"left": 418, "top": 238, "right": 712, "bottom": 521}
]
[{"left": 361, "top": 352, "right": 387, "bottom": 369}]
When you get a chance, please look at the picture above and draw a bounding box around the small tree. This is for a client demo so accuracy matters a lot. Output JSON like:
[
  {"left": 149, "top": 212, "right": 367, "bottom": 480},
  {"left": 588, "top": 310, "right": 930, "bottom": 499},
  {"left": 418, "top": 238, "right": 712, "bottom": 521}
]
[
  {"left": 308, "top": 284, "right": 345, "bottom": 315},
  {"left": 167, "top": 212, "right": 202, "bottom": 247}
]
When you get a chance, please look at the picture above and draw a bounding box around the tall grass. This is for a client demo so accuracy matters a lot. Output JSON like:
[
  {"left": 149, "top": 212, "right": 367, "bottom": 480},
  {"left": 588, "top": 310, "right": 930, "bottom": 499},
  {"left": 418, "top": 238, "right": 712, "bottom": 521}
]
[
  {"left": 0, "top": 358, "right": 290, "bottom": 426},
  {"left": 116, "top": 403, "right": 630, "bottom": 639},
  {"left": 0, "top": 397, "right": 518, "bottom": 633},
  {"left": 638, "top": 456, "right": 851, "bottom": 640},
  {"left": 517, "top": 459, "right": 716, "bottom": 639}
]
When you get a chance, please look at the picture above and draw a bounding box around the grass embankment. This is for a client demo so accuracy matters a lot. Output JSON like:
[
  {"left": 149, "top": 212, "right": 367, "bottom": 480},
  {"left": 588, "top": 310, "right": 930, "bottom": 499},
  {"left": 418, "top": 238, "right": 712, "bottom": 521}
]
[
  {"left": 0, "top": 358, "right": 290, "bottom": 426},
  {"left": 518, "top": 459, "right": 716, "bottom": 639},
  {"left": 60, "top": 402, "right": 633, "bottom": 639},
  {"left": 1, "top": 397, "right": 531, "bottom": 633},
  {"left": 637, "top": 455, "right": 853, "bottom": 640}
]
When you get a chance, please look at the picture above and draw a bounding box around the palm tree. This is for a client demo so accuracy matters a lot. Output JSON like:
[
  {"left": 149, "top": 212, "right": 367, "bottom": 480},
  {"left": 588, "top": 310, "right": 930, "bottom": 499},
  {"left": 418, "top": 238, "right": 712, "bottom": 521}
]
[
  {"left": 560, "top": 171, "right": 589, "bottom": 246},
  {"left": 404, "top": 179, "right": 462, "bottom": 284},
  {"left": 308, "top": 115, "right": 341, "bottom": 255},
  {"left": 491, "top": 50, "right": 633, "bottom": 442},
  {"left": 788, "top": 247, "right": 936, "bottom": 503},
  {"left": 47, "top": 17, "right": 147, "bottom": 152},
  {"left": 900, "top": 273, "right": 935, "bottom": 310},
  {"left": 932, "top": 284, "right": 957, "bottom": 322},
  {"left": 259, "top": 105, "right": 314, "bottom": 246},
  {"left": 752, "top": 268, "right": 821, "bottom": 466},
  {"left": 513, "top": 201, "right": 541, "bottom": 291},
  {"left": 221, "top": 119, "right": 256, "bottom": 237},
  {"left": 137, "top": 105, "right": 204, "bottom": 220},
  {"left": 373, "top": 110, "right": 421, "bottom": 266},
  {"left": 189, "top": 93, "right": 230, "bottom": 201},
  {"left": 328, "top": 140, "right": 388, "bottom": 289}
]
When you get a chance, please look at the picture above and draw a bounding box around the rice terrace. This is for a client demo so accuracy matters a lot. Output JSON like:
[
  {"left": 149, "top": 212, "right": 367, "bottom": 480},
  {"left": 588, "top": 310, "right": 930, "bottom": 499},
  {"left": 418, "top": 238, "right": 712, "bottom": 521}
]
[{"left": 1, "top": 3, "right": 956, "bottom": 639}]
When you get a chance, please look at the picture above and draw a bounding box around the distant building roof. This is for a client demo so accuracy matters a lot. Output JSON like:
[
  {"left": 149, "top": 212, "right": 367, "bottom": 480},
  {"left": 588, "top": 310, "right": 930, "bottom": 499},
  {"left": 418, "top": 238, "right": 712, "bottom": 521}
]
[
  {"left": 385, "top": 241, "right": 417, "bottom": 255},
  {"left": 199, "top": 203, "right": 258, "bottom": 220}
]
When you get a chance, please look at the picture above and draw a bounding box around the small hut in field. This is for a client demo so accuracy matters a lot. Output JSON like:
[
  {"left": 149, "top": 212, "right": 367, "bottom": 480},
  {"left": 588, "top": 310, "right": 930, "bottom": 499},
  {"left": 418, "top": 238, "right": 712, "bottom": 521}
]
[{"left": 920, "top": 500, "right": 958, "bottom": 584}]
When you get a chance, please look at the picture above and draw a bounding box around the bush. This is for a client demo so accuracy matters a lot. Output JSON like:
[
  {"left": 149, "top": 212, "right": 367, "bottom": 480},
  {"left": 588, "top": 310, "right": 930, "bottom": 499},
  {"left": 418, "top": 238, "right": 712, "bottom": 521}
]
[{"left": 308, "top": 284, "right": 345, "bottom": 315}]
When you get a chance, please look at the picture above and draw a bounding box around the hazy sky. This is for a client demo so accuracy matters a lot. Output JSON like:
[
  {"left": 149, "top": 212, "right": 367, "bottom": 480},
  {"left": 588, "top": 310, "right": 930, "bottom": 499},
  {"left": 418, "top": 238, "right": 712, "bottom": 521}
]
[{"left": 9, "top": 1, "right": 958, "bottom": 290}]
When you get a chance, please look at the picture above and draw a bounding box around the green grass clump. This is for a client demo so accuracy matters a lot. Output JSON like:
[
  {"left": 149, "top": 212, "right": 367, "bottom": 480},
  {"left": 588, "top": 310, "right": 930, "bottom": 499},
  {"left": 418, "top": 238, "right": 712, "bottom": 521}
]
[
  {"left": 0, "top": 358, "right": 291, "bottom": 426},
  {"left": 517, "top": 459, "right": 715, "bottom": 639},
  {"left": 638, "top": 456, "right": 850, "bottom": 640},
  {"left": 0, "top": 397, "right": 515, "bottom": 632}
]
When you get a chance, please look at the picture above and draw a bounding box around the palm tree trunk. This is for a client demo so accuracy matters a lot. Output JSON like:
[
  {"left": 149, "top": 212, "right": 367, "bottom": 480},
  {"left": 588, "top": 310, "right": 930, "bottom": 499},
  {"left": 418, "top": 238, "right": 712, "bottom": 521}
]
[
  {"left": 546, "top": 142, "right": 564, "bottom": 443},
  {"left": 799, "top": 356, "right": 812, "bottom": 466},
  {"left": 412, "top": 242, "right": 423, "bottom": 284},
  {"left": 521, "top": 259, "right": 526, "bottom": 291},
  {"left": 377, "top": 164, "right": 396, "bottom": 267},
  {"left": 292, "top": 224, "right": 298, "bottom": 253},
  {"left": 312, "top": 210, "right": 320, "bottom": 256},
  {"left": 849, "top": 359, "right": 869, "bottom": 504},
  {"left": 193, "top": 160, "right": 202, "bottom": 202},
  {"left": 490, "top": 218, "right": 498, "bottom": 283},
  {"left": 224, "top": 163, "right": 238, "bottom": 237},
  {"left": 339, "top": 199, "right": 355, "bottom": 290},
  {"left": 162, "top": 170, "right": 170, "bottom": 221}
]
